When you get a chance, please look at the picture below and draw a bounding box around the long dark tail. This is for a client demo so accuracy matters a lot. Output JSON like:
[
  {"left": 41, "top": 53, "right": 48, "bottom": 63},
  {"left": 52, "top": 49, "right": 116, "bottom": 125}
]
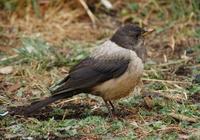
[{"left": 24, "top": 91, "right": 78, "bottom": 114}]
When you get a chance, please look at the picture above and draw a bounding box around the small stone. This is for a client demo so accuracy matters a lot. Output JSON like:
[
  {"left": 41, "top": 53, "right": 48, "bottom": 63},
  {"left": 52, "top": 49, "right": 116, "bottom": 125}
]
[{"left": 0, "top": 66, "right": 13, "bottom": 75}]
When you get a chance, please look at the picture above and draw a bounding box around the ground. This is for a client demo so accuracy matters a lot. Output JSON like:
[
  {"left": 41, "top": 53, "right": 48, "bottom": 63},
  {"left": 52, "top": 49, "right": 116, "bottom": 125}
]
[{"left": 0, "top": 1, "right": 200, "bottom": 139}]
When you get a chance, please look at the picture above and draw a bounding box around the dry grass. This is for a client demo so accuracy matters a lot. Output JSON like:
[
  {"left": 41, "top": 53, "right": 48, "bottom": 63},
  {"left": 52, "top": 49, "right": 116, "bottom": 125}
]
[
  {"left": 0, "top": 0, "right": 200, "bottom": 139},
  {"left": 0, "top": 0, "right": 116, "bottom": 45}
]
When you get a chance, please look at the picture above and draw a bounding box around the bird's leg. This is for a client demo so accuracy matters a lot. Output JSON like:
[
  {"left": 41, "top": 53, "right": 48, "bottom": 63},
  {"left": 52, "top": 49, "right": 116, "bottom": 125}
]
[
  {"left": 103, "top": 99, "right": 113, "bottom": 117},
  {"left": 108, "top": 100, "right": 115, "bottom": 113}
]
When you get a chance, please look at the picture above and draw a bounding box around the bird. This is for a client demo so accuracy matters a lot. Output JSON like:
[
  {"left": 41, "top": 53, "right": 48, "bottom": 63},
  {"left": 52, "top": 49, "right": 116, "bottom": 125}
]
[{"left": 24, "top": 24, "right": 153, "bottom": 116}]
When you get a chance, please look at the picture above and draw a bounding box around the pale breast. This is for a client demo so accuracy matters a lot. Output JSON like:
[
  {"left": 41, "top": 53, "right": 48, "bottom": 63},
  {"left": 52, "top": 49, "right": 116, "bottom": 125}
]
[{"left": 93, "top": 50, "right": 144, "bottom": 101}]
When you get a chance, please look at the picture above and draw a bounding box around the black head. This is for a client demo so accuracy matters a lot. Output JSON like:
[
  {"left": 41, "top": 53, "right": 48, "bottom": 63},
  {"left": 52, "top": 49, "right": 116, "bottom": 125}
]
[{"left": 111, "top": 24, "right": 147, "bottom": 61}]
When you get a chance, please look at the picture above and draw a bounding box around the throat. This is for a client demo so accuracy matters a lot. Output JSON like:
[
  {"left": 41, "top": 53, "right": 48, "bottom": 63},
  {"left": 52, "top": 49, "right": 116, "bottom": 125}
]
[
  {"left": 131, "top": 40, "right": 146, "bottom": 62},
  {"left": 135, "top": 47, "right": 147, "bottom": 62}
]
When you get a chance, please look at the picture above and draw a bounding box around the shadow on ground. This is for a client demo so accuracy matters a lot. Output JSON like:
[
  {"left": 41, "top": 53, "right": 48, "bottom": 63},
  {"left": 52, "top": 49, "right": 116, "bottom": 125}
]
[{"left": 8, "top": 101, "right": 138, "bottom": 121}]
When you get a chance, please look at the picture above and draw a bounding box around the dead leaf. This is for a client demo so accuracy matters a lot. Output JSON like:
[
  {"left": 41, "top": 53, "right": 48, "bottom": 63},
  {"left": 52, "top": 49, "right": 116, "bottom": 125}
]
[
  {"left": 100, "top": 0, "right": 113, "bottom": 9},
  {"left": 0, "top": 66, "right": 13, "bottom": 75},
  {"left": 144, "top": 96, "right": 153, "bottom": 108},
  {"left": 8, "top": 83, "right": 21, "bottom": 93}
]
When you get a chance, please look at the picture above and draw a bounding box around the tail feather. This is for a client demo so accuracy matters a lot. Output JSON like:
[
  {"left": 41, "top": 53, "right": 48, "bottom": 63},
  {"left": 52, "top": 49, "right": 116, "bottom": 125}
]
[{"left": 24, "top": 91, "right": 78, "bottom": 114}]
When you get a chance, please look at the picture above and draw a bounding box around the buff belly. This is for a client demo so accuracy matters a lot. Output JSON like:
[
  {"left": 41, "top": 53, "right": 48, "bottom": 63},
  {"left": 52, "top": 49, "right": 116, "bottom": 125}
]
[{"left": 93, "top": 53, "right": 144, "bottom": 101}]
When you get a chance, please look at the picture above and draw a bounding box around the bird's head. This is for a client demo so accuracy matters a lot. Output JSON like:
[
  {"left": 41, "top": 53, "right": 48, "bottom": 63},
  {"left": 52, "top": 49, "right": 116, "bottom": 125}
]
[{"left": 111, "top": 24, "right": 153, "bottom": 61}]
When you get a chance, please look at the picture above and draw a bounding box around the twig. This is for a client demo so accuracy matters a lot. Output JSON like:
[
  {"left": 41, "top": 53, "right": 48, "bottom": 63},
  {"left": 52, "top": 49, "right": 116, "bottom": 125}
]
[
  {"left": 142, "top": 91, "right": 187, "bottom": 102},
  {"left": 79, "top": 0, "right": 97, "bottom": 25},
  {"left": 157, "top": 59, "right": 191, "bottom": 67},
  {"left": 62, "top": 110, "right": 67, "bottom": 120},
  {"left": 142, "top": 78, "right": 191, "bottom": 84},
  {"left": 0, "top": 111, "right": 9, "bottom": 117},
  {"left": 157, "top": 126, "right": 187, "bottom": 134},
  {"left": 0, "top": 55, "right": 18, "bottom": 62},
  {"left": 169, "top": 113, "right": 199, "bottom": 123},
  {"left": 56, "top": 97, "right": 80, "bottom": 107}
]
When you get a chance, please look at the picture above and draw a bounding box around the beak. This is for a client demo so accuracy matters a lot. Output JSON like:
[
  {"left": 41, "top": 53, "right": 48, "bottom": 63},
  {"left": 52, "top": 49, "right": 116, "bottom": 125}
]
[{"left": 142, "top": 28, "right": 155, "bottom": 37}]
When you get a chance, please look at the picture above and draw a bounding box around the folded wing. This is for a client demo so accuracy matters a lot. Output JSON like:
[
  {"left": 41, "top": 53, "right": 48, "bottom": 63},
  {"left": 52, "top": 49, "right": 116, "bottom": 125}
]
[{"left": 52, "top": 57, "right": 130, "bottom": 95}]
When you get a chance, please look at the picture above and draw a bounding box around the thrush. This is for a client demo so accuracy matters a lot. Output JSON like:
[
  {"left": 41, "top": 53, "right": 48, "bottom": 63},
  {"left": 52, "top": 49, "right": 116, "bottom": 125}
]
[{"left": 24, "top": 24, "right": 153, "bottom": 116}]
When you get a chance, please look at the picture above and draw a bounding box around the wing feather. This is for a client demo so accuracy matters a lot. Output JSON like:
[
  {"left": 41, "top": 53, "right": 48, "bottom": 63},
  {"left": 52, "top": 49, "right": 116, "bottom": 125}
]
[{"left": 51, "top": 57, "right": 130, "bottom": 95}]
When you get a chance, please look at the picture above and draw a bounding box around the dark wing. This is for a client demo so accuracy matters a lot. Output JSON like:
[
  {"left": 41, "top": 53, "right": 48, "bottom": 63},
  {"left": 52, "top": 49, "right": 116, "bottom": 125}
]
[{"left": 52, "top": 57, "right": 130, "bottom": 95}]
